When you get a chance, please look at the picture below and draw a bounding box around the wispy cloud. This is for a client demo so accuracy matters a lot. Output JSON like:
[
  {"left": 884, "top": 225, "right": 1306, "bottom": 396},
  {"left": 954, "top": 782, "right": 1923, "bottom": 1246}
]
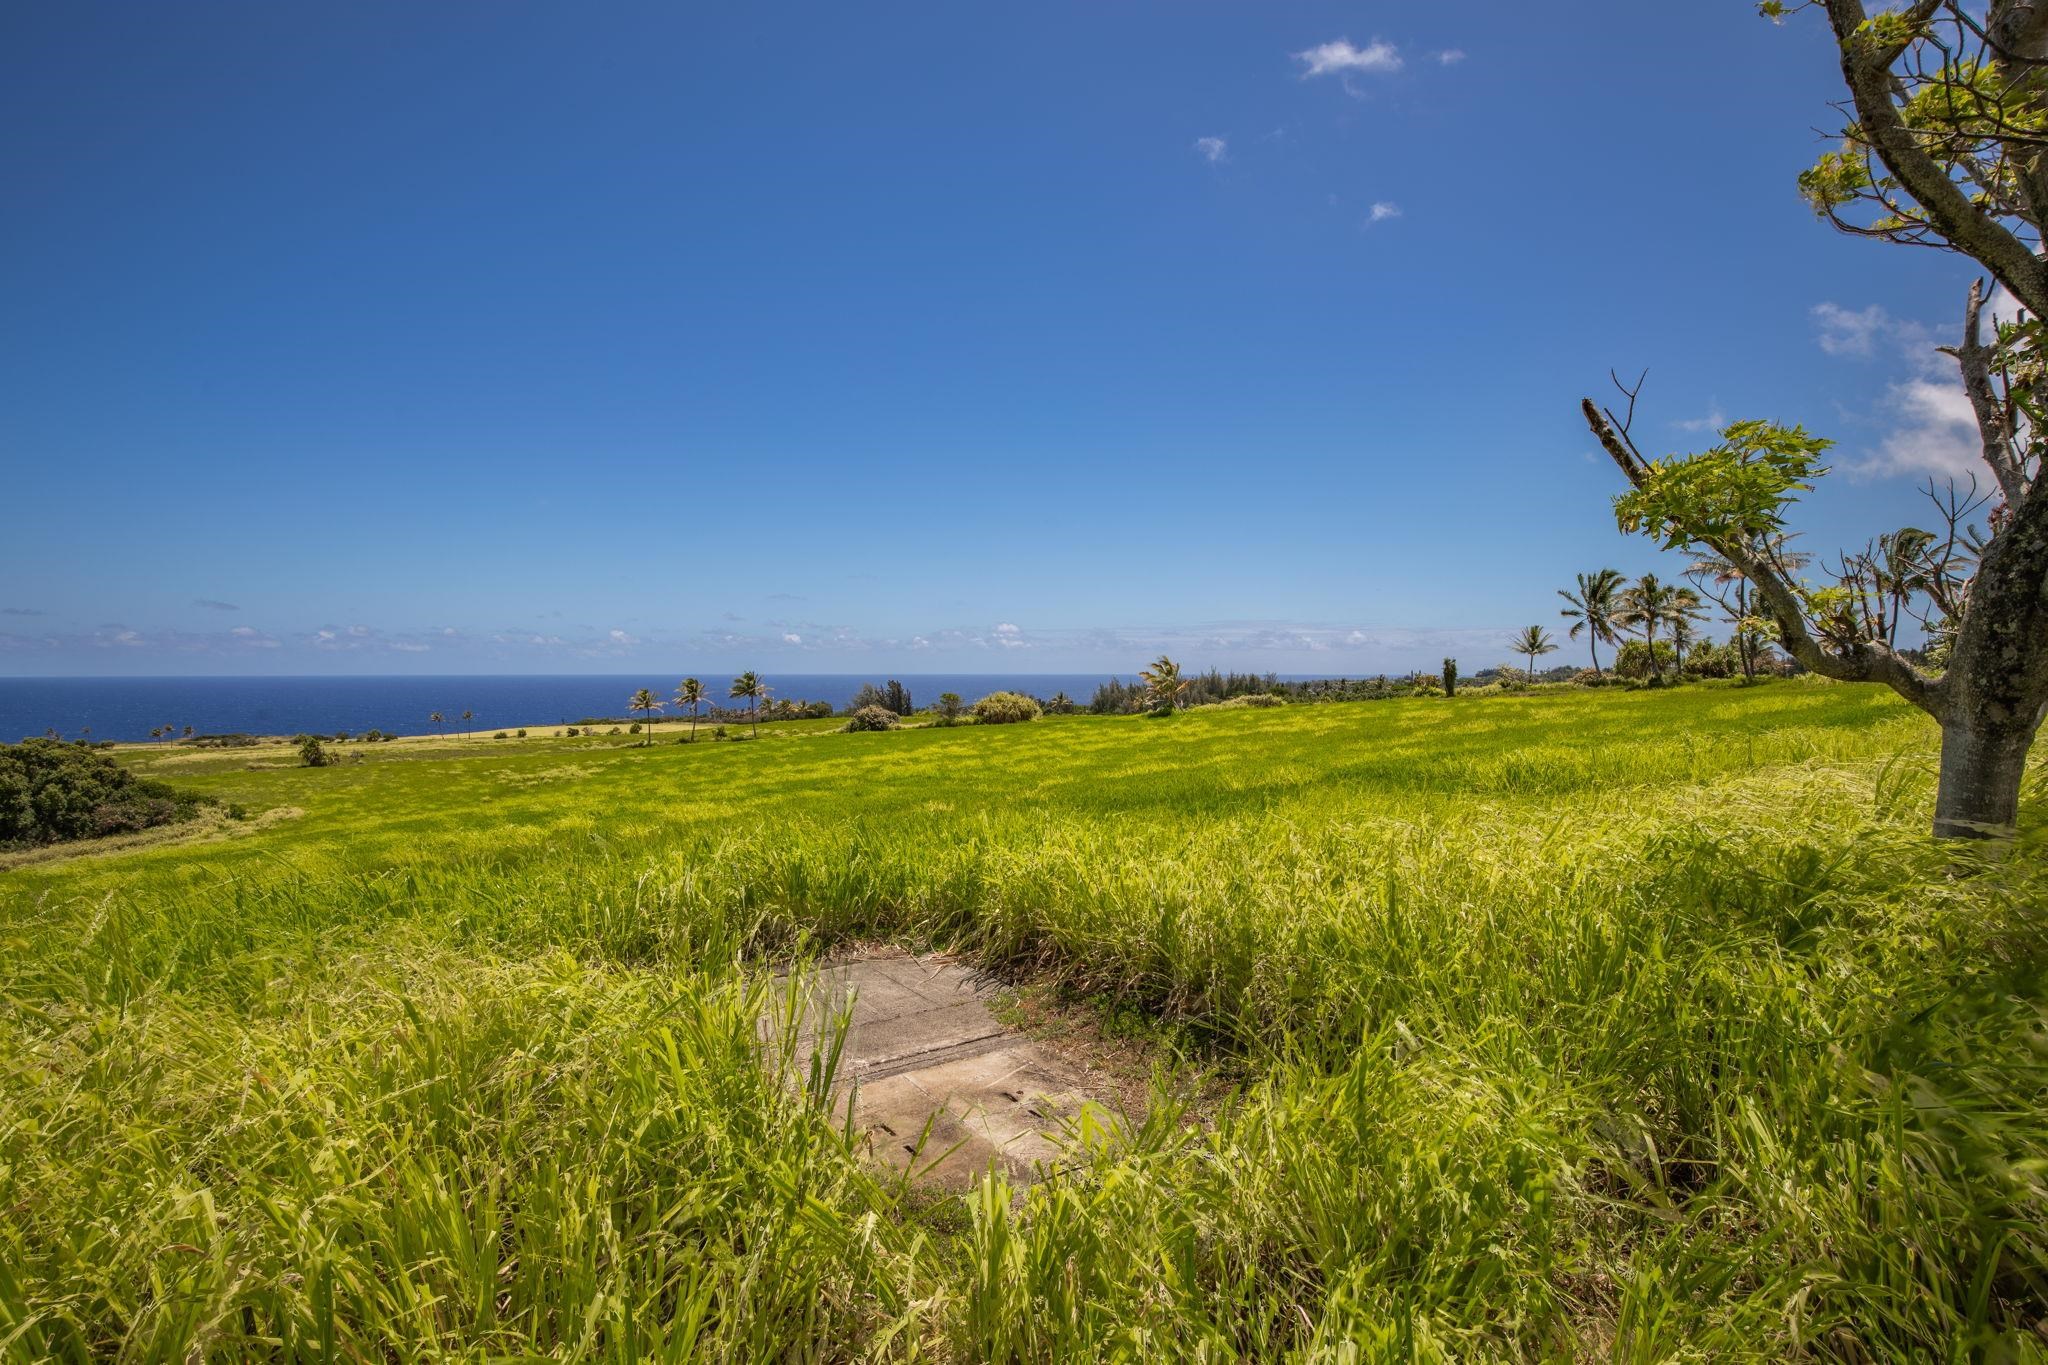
[
  {"left": 1673, "top": 406, "right": 1727, "bottom": 434},
  {"left": 1809, "top": 296, "right": 2022, "bottom": 481},
  {"left": 1, "top": 607, "right": 44, "bottom": 617},
  {"left": 1813, "top": 301, "right": 1895, "bottom": 357},
  {"left": 1367, "top": 201, "right": 1402, "bottom": 224},
  {"left": 1193, "top": 136, "right": 1228, "bottom": 164},
  {"left": 1436, "top": 49, "right": 1467, "bottom": 65},
  {"left": 1294, "top": 38, "right": 1402, "bottom": 78},
  {"left": 193, "top": 598, "right": 239, "bottom": 612}
]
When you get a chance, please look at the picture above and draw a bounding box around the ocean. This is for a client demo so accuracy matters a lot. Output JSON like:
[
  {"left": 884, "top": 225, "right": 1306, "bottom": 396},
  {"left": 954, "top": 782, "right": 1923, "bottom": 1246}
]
[{"left": 0, "top": 674, "right": 1132, "bottom": 743}]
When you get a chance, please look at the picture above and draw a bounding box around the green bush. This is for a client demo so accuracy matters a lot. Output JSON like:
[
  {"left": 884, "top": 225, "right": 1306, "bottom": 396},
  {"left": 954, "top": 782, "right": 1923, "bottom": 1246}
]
[
  {"left": 842, "top": 705, "right": 900, "bottom": 732},
  {"left": 295, "top": 735, "right": 332, "bottom": 768},
  {"left": 972, "top": 691, "right": 1042, "bottom": 725},
  {"left": 1216, "top": 693, "right": 1287, "bottom": 709},
  {"left": 0, "top": 738, "right": 207, "bottom": 846},
  {"left": 516, "top": 729, "right": 527, "bottom": 738}
]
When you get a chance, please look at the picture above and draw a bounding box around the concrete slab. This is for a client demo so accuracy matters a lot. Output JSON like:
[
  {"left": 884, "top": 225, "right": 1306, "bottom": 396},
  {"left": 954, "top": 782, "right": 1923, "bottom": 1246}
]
[{"left": 769, "top": 952, "right": 1109, "bottom": 1188}]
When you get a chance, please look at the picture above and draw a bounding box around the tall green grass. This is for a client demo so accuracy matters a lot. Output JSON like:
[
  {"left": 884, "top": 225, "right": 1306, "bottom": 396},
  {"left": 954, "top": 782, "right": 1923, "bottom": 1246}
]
[{"left": 2, "top": 683, "right": 2043, "bottom": 1359}]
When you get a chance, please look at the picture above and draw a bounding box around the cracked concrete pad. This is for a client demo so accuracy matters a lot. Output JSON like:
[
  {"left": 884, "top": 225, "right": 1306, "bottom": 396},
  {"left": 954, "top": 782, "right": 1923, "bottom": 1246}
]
[{"left": 770, "top": 953, "right": 1106, "bottom": 1189}]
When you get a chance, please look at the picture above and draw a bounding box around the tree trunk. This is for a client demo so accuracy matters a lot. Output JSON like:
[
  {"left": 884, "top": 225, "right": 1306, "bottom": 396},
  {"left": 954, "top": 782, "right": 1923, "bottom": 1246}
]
[{"left": 1933, "top": 718, "right": 2035, "bottom": 839}]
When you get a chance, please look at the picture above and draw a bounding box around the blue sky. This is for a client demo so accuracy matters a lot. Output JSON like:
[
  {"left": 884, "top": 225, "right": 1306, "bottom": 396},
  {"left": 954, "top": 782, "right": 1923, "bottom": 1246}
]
[{"left": 0, "top": 2, "right": 1997, "bottom": 675}]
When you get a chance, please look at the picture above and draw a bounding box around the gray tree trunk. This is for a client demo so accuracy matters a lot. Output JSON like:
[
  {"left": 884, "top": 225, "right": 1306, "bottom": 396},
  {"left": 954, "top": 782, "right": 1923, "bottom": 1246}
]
[{"left": 1934, "top": 718, "right": 2037, "bottom": 839}]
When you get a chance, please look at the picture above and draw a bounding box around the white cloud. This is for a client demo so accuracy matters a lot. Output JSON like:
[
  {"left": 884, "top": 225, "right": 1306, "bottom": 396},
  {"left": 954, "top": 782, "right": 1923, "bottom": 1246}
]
[
  {"left": 1813, "top": 301, "right": 1892, "bottom": 357},
  {"left": 1811, "top": 297, "right": 2008, "bottom": 481},
  {"left": 995, "top": 622, "right": 1020, "bottom": 635},
  {"left": 1865, "top": 374, "right": 1982, "bottom": 482},
  {"left": 1194, "top": 136, "right": 1228, "bottom": 164},
  {"left": 1436, "top": 50, "right": 1466, "bottom": 65},
  {"left": 782, "top": 632, "right": 802, "bottom": 644},
  {"left": 390, "top": 642, "right": 430, "bottom": 653},
  {"left": 1294, "top": 38, "right": 1402, "bottom": 78},
  {"left": 1674, "top": 406, "right": 1727, "bottom": 433},
  {"left": 607, "top": 629, "right": 637, "bottom": 645},
  {"left": 1367, "top": 201, "right": 1401, "bottom": 224}
]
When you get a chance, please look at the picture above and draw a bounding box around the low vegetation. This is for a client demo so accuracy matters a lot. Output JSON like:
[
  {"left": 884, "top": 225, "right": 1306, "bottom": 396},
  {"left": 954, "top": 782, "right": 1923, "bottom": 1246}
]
[
  {"left": 0, "top": 738, "right": 212, "bottom": 847},
  {"left": 969, "top": 690, "right": 1041, "bottom": 725},
  {"left": 1, "top": 684, "right": 2042, "bottom": 1357}
]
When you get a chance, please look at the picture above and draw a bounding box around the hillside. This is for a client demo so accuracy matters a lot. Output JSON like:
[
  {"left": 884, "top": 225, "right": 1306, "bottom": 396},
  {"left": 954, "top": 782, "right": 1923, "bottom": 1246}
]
[{"left": 2, "top": 683, "right": 2043, "bottom": 1358}]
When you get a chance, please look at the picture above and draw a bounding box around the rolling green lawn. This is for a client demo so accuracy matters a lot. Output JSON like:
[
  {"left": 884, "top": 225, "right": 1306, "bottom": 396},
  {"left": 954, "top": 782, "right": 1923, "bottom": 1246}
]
[{"left": 3, "top": 682, "right": 2044, "bottom": 1359}]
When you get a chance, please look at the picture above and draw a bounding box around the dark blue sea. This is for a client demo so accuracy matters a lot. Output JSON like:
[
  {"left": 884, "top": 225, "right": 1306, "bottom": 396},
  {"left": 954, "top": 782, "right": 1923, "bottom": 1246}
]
[{"left": 0, "top": 675, "right": 1131, "bottom": 743}]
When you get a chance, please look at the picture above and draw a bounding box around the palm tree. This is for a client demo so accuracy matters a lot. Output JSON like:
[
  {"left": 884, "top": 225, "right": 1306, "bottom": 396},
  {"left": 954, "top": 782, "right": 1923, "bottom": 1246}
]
[
  {"left": 629, "top": 688, "right": 661, "bottom": 744},
  {"left": 1669, "top": 588, "right": 1708, "bottom": 676},
  {"left": 149, "top": 727, "right": 163, "bottom": 743},
  {"left": 1138, "top": 655, "right": 1186, "bottom": 714},
  {"left": 1047, "top": 691, "right": 1073, "bottom": 714},
  {"left": 1509, "top": 625, "right": 1558, "bottom": 683},
  {"left": 429, "top": 711, "right": 444, "bottom": 738},
  {"left": 460, "top": 709, "right": 474, "bottom": 738},
  {"left": 729, "top": 672, "right": 765, "bottom": 738},
  {"left": 676, "top": 677, "right": 706, "bottom": 740},
  {"left": 1557, "top": 567, "right": 1625, "bottom": 678},
  {"left": 1616, "top": 573, "right": 1681, "bottom": 682}
]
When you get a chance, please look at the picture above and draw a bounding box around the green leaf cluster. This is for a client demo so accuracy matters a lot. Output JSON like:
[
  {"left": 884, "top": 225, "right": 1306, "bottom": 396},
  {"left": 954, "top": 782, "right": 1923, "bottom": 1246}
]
[{"left": 1613, "top": 420, "right": 1833, "bottom": 550}]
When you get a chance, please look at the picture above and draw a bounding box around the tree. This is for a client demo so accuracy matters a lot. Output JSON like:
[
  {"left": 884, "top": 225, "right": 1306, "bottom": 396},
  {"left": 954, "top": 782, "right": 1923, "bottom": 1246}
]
[
  {"left": 1614, "top": 574, "right": 1683, "bottom": 683},
  {"left": 936, "top": 691, "right": 965, "bottom": 725},
  {"left": 1139, "top": 655, "right": 1186, "bottom": 714},
  {"left": 729, "top": 672, "right": 765, "bottom": 738},
  {"left": 1045, "top": 691, "right": 1075, "bottom": 715},
  {"left": 1558, "top": 567, "right": 1626, "bottom": 677},
  {"left": 460, "top": 709, "right": 474, "bottom": 738},
  {"left": 629, "top": 688, "right": 661, "bottom": 744},
  {"left": 149, "top": 728, "right": 163, "bottom": 743},
  {"left": 1669, "top": 589, "right": 1708, "bottom": 676},
  {"left": 676, "top": 677, "right": 706, "bottom": 740},
  {"left": 1684, "top": 540, "right": 1809, "bottom": 682},
  {"left": 1580, "top": 2, "right": 2048, "bottom": 836},
  {"left": 1442, "top": 657, "right": 1458, "bottom": 698},
  {"left": 1509, "top": 626, "right": 1558, "bottom": 683},
  {"left": 429, "top": 711, "right": 444, "bottom": 738},
  {"left": 296, "top": 734, "right": 331, "bottom": 767},
  {"left": 181, "top": 725, "right": 192, "bottom": 740}
]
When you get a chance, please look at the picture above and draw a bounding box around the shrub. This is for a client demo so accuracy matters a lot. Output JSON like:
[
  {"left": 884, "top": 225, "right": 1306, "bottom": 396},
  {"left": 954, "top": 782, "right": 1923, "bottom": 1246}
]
[
  {"left": 848, "top": 681, "right": 915, "bottom": 716},
  {"left": 516, "top": 729, "right": 527, "bottom": 738},
  {"left": 190, "top": 733, "right": 261, "bottom": 749},
  {"left": 332, "top": 732, "right": 349, "bottom": 743},
  {"left": 0, "top": 738, "right": 208, "bottom": 846},
  {"left": 932, "top": 692, "right": 966, "bottom": 727},
  {"left": 494, "top": 731, "right": 509, "bottom": 740},
  {"left": 1612, "top": 639, "right": 1677, "bottom": 681},
  {"left": 295, "top": 734, "right": 332, "bottom": 767},
  {"left": 1217, "top": 693, "right": 1286, "bottom": 709},
  {"left": 842, "top": 705, "right": 900, "bottom": 732},
  {"left": 972, "top": 691, "right": 1041, "bottom": 725},
  {"left": 564, "top": 727, "right": 579, "bottom": 737},
  {"left": 713, "top": 726, "right": 729, "bottom": 740},
  {"left": 628, "top": 723, "right": 642, "bottom": 735}
]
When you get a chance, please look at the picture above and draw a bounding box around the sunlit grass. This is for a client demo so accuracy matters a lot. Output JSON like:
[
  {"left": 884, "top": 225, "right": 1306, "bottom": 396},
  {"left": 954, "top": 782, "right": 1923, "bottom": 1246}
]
[{"left": 2, "top": 681, "right": 2043, "bottom": 1358}]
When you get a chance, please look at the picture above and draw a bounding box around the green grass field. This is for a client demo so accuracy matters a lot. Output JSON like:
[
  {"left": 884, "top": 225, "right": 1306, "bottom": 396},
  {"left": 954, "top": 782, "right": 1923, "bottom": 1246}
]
[{"left": 3, "top": 682, "right": 2044, "bottom": 1360}]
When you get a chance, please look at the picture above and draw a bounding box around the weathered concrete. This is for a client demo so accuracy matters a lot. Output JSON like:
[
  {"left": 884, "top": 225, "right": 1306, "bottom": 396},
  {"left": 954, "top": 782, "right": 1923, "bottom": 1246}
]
[{"left": 772, "top": 953, "right": 1104, "bottom": 1188}]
